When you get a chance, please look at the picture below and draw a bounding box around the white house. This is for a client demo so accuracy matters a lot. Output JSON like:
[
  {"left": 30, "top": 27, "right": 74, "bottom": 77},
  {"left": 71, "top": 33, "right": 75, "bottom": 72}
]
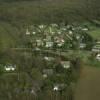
[
  {"left": 35, "top": 47, "right": 41, "bottom": 51},
  {"left": 44, "top": 56, "right": 55, "bottom": 61},
  {"left": 76, "top": 35, "right": 80, "bottom": 40},
  {"left": 51, "top": 24, "right": 58, "bottom": 27},
  {"left": 54, "top": 37, "right": 65, "bottom": 47},
  {"left": 32, "top": 31, "right": 36, "bottom": 35},
  {"left": 61, "top": 61, "right": 70, "bottom": 69},
  {"left": 58, "top": 31, "right": 61, "bottom": 35},
  {"left": 53, "top": 86, "right": 59, "bottom": 91},
  {"left": 43, "top": 74, "right": 48, "bottom": 78},
  {"left": 92, "top": 48, "right": 100, "bottom": 52},
  {"left": 82, "top": 28, "right": 89, "bottom": 31},
  {"left": 79, "top": 43, "right": 86, "bottom": 49},
  {"left": 92, "top": 41, "right": 100, "bottom": 52},
  {"left": 53, "top": 84, "right": 66, "bottom": 91},
  {"left": 26, "top": 29, "right": 30, "bottom": 35},
  {"left": 39, "top": 25, "right": 45, "bottom": 29},
  {"left": 61, "top": 27, "right": 67, "bottom": 31},
  {"left": 96, "top": 54, "right": 100, "bottom": 61},
  {"left": 43, "top": 69, "right": 53, "bottom": 77},
  {"left": 96, "top": 41, "right": 100, "bottom": 44},
  {"left": 69, "top": 31, "right": 73, "bottom": 35},
  {"left": 5, "top": 64, "right": 16, "bottom": 72},
  {"left": 36, "top": 39, "right": 44, "bottom": 47},
  {"left": 46, "top": 36, "right": 52, "bottom": 41},
  {"left": 45, "top": 41, "right": 53, "bottom": 48}
]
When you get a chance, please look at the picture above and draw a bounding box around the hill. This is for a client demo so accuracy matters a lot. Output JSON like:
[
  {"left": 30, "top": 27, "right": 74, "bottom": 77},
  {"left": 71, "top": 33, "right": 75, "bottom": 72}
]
[
  {"left": 0, "top": 0, "right": 99, "bottom": 26},
  {"left": 0, "top": 0, "right": 99, "bottom": 49}
]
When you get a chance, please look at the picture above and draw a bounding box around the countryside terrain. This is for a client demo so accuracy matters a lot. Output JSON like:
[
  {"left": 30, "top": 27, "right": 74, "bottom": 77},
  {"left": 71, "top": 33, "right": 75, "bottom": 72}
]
[
  {"left": 74, "top": 66, "right": 100, "bottom": 100},
  {"left": 0, "top": 0, "right": 100, "bottom": 100}
]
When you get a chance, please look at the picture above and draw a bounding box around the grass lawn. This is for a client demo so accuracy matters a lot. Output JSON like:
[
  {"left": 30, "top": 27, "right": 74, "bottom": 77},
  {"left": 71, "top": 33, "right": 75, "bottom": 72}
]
[
  {"left": 0, "top": 22, "right": 19, "bottom": 50},
  {"left": 88, "top": 25, "right": 100, "bottom": 40},
  {"left": 89, "top": 28, "right": 100, "bottom": 40}
]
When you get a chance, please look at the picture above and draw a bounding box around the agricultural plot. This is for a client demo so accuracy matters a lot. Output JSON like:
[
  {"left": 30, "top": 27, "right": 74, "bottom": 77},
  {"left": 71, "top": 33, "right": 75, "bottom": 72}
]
[
  {"left": 74, "top": 66, "right": 100, "bottom": 100},
  {"left": 0, "top": 22, "right": 19, "bottom": 50}
]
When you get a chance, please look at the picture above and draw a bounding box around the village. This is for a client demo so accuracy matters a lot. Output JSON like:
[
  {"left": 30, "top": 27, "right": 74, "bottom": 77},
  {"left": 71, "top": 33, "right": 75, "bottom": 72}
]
[
  {"left": 2, "top": 23, "right": 100, "bottom": 79},
  {"left": 0, "top": 23, "right": 99, "bottom": 100},
  {"left": 0, "top": 0, "right": 100, "bottom": 99},
  {"left": 25, "top": 24, "right": 89, "bottom": 50}
]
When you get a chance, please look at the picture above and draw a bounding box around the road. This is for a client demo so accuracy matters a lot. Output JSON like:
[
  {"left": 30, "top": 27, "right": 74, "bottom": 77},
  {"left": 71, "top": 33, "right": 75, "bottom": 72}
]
[{"left": 74, "top": 66, "right": 100, "bottom": 100}]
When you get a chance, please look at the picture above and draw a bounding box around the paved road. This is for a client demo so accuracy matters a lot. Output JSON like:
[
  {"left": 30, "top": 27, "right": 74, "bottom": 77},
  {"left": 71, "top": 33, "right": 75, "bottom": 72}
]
[{"left": 74, "top": 66, "right": 100, "bottom": 100}]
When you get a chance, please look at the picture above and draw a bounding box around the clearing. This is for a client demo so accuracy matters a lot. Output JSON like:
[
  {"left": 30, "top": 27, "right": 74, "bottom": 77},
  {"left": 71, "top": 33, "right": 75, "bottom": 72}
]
[{"left": 74, "top": 65, "right": 100, "bottom": 100}]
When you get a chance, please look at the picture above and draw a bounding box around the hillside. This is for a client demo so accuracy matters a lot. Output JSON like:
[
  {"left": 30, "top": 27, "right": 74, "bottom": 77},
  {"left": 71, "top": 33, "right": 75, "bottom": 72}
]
[
  {"left": 0, "top": 0, "right": 99, "bottom": 26},
  {"left": 0, "top": 0, "right": 99, "bottom": 48}
]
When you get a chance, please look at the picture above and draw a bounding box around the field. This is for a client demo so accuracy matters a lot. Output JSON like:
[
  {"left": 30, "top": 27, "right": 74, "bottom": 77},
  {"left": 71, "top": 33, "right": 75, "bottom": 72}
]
[
  {"left": 0, "top": 22, "right": 20, "bottom": 51},
  {"left": 88, "top": 25, "right": 100, "bottom": 40},
  {"left": 74, "top": 65, "right": 100, "bottom": 100}
]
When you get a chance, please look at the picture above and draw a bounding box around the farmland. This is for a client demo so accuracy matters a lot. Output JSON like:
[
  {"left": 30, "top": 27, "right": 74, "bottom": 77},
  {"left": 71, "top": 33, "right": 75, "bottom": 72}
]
[{"left": 74, "top": 65, "right": 100, "bottom": 100}]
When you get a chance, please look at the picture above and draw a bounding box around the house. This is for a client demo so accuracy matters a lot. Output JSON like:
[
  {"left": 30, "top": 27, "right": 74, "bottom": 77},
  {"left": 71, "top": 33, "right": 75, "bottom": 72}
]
[
  {"left": 57, "top": 43, "right": 63, "bottom": 47},
  {"left": 42, "top": 69, "right": 53, "bottom": 78},
  {"left": 54, "top": 37, "right": 65, "bottom": 47},
  {"left": 79, "top": 43, "right": 86, "bottom": 49},
  {"left": 44, "top": 56, "right": 55, "bottom": 61},
  {"left": 92, "top": 48, "right": 100, "bottom": 52},
  {"left": 39, "top": 25, "right": 45, "bottom": 29},
  {"left": 5, "top": 64, "right": 16, "bottom": 72},
  {"left": 51, "top": 24, "right": 58, "bottom": 27},
  {"left": 76, "top": 35, "right": 80, "bottom": 40},
  {"left": 26, "top": 29, "right": 30, "bottom": 35},
  {"left": 96, "top": 41, "right": 100, "bottom": 44},
  {"left": 92, "top": 41, "right": 100, "bottom": 52},
  {"left": 36, "top": 39, "right": 44, "bottom": 47},
  {"left": 82, "top": 28, "right": 89, "bottom": 31},
  {"left": 32, "top": 31, "right": 36, "bottom": 35},
  {"left": 43, "top": 74, "right": 48, "bottom": 78},
  {"left": 61, "top": 27, "right": 67, "bottom": 31},
  {"left": 35, "top": 47, "right": 41, "bottom": 51},
  {"left": 46, "top": 35, "right": 52, "bottom": 41},
  {"left": 58, "top": 31, "right": 62, "bottom": 35},
  {"left": 57, "top": 41, "right": 65, "bottom": 48},
  {"left": 53, "top": 86, "right": 59, "bottom": 91},
  {"left": 96, "top": 54, "right": 100, "bottom": 61},
  {"left": 45, "top": 41, "right": 53, "bottom": 48},
  {"left": 61, "top": 61, "right": 70, "bottom": 69},
  {"left": 69, "top": 31, "right": 73, "bottom": 35},
  {"left": 53, "top": 84, "right": 66, "bottom": 91}
]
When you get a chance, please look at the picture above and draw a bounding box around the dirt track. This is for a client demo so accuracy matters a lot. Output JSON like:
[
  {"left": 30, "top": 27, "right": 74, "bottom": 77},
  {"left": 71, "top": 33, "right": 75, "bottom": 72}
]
[{"left": 74, "top": 66, "right": 100, "bottom": 100}]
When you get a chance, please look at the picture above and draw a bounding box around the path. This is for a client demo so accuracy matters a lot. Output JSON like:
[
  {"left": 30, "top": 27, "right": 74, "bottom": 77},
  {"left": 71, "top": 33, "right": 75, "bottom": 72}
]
[{"left": 74, "top": 66, "right": 100, "bottom": 100}]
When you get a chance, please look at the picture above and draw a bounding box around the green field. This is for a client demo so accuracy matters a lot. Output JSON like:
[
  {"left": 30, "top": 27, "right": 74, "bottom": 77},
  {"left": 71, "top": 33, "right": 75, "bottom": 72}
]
[
  {"left": 0, "top": 22, "right": 19, "bottom": 50},
  {"left": 88, "top": 25, "right": 100, "bottom": 40}
]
